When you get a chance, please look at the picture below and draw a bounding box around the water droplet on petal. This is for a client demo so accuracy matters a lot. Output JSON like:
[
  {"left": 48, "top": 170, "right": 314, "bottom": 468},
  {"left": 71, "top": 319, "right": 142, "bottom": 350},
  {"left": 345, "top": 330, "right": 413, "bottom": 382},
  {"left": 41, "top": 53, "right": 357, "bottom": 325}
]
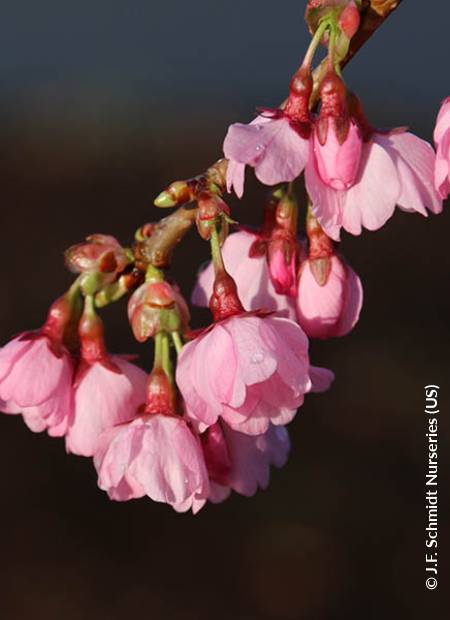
[
  {"left": 255, "top": 144, "right": 263, "bottom": 152},
  {"left": 251, "top": 352, "right": 264, "bottom": 364}
]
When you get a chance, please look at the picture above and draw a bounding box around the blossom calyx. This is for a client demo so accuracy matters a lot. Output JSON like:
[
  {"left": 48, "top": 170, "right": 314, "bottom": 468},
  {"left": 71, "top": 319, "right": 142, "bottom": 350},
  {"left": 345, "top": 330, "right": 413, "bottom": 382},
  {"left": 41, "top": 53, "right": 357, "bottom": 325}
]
[
  {"left": 209, "top": 270, "right": 245, "bottom": 322},
  {"left": 144, "top": 368, "right": 177, "bottom": 417},
  {"left": 285, "top": 66, "right": 313, "bottom": 124}
]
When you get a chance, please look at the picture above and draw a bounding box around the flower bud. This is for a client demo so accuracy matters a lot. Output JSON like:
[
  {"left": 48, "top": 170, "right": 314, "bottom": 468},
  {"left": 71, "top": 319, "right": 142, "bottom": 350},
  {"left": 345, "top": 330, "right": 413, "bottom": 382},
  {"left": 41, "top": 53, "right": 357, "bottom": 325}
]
[
  {"left": 267, "top": 237, "right": 298, "bottom": 297},
  {"left": 296, "top": 254, "right": 363, "bottom": 339},
  {"left": 314, "top": 72, "right": 362, "bottom": 190},
  {"left": 128, "top": 280, "right": 190, "bottom": 342}
]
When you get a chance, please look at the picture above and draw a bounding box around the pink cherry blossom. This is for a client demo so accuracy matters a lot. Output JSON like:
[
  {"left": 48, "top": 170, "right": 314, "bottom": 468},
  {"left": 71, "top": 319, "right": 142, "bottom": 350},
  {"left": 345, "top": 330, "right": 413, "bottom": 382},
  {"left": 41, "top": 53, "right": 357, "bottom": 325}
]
[
  {"left": 0, "top": 334, "right": 75, "bottom": 436},
  {"left": 306, "top": 130, "right": 442, "bottom": 240},
  {"left": 94, "top": 413, "right": 209, "bottom": 512},
  {"left": 176, "top": 313, "right": 333, "bottom": 436},
  {"left": 296, "top": 255, "right": 363, "bottom": 339},
  {"left": 224, "top": 115, "right": 309, "bottom": 197},
  {"left": 65, "top": 356, "right": 148, "bottom": 457},
  {"left": 198, "top": 421, "right": 290, "bottom": 507},
  {"left": 192, "top": 230, "right": 297, "bottom": 320},
  {"left": 314, "top": 120, "right": 363, "bottom": 190},
  {"left": 433, "top": 97, "right": 450, "bottom": 199}
]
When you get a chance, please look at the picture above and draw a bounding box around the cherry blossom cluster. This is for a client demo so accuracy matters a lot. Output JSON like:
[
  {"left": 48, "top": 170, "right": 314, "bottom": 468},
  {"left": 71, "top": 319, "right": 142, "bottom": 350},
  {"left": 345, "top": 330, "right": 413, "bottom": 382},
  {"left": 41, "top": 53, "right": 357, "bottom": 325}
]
[{"left": 0, "top": 0, "right": 448, "bottom": 513}]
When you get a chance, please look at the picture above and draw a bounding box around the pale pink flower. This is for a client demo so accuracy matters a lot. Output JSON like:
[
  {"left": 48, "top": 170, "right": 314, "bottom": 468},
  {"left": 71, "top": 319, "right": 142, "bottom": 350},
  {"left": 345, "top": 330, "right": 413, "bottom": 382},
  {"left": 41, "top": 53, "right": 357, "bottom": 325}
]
[
  {"left": 433, "top": 97, "right": 450, "bottom": 199},
  {"left": 223, "top": 114, "right": 310, "bottom": 198},
  {"left": 65, "top": 356, "right": 148, "bottom": 457},
  {"left": 0, "top": 334, "right": 74, "bottom": 436},
  {"left": 296, "top": 255, "right": 363, "bottom": 339},
  {"left": 197, "top": 421, "right": 290, "bottom": 507},
  {"left": 306, "top": 130, "right": 442, "bottom": 240},
  {"left": 192, "top": 230, "right": 297, "bottom": 320},
  {"left": 94, "top": 413, "right": 209, "bottom": 513},
  {"left": 176, "top": 313, "right": 333, "bottom": 436}
]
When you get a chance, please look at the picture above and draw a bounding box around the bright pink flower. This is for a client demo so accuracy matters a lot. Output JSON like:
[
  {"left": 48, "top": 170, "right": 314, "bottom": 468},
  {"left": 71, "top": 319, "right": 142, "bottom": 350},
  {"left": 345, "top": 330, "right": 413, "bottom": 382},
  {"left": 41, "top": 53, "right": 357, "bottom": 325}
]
[
  {"left": 192, "top": 230, "right": 297, "bottom": 320},
  {"left": 433, "top": 97, "right": 450, "bottom": 199},
  {"left": 224, "top": 115, "right": 310, "bottom": 198},
  {"left": 176, "top": 313, "right": 333, "bottom": 435},
  {"left": 314, "top": 119, "right": 363, "bottom": 190},
  {"left": 0, "top": 334, "right": 74, "bottom": 436},
  {"left": 197, "top": 421, "right": 290, "bottom": 507},
  {"left": 94, "top": 413, "right": 209, "bottom": 512},
  {"left": 306, "top": 130, "right": 442, "bottom": 240},
  {"left": 296, "top": 255, "right": 363, "bottom": 339},
  {"left": 65, "top": 356, "right": 148, "bottom": 457}
]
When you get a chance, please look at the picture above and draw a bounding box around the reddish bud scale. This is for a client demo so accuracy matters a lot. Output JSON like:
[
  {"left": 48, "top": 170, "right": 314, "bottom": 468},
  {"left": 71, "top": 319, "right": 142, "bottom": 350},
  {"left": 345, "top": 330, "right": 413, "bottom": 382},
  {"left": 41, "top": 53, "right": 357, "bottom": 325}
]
[{"left": 209, "top": 270, "right": 245, "bottom": 322}]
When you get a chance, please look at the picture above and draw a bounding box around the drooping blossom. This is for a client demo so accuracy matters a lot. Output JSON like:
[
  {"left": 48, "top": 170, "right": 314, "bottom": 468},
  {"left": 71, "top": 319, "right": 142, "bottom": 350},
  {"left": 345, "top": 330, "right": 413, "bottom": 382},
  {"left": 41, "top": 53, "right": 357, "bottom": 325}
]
[
  {"left": 223, "top": 67, "right": 313, "bottom": 198},
  {"left": 433, "top": 97, "right": 450, "bottom": 199},
  {"left": 192, "top": 230, "right": 297, "bottom": 320},
  {"left": 296, "top": 255, "right": 363, "bottom": 339},
  {"left": 306, "top": 129, "right": 443, "bottom": 240},
  {"left": 196, "top": 421, "right": 291, "bottom": 508},
  {"left": 94, "top": 369, "right": 209, "bottom": 512},
  {"left": 65, "top": 356, "right": 148, "bottom": 457},
  {"left": 0, "top": 296, "right": 76, "bottom": 436},
  {"left": 65, "top": 297, "right": 148, "bottom": 457},
  {"left": 176, "top": 313, "right": 333, "bottom": 436}
]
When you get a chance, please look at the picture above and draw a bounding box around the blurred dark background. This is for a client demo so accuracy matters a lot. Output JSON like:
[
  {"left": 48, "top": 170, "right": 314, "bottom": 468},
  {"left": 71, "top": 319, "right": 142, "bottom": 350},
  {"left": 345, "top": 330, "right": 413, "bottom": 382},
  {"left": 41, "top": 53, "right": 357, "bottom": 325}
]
[{"left": 0, "top": 1, "right": 448, "bottom": 618}]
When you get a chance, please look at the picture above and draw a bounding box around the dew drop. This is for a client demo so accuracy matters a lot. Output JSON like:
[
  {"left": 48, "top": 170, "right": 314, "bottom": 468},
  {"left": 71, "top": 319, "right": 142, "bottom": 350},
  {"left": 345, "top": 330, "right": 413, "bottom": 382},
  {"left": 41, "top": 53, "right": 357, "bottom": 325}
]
[
  {"left": 251, "top": 351, "right": 264, "bottom": 364},
  {"left": 255, "top": 144, "right": 263, "bottom": 152}
]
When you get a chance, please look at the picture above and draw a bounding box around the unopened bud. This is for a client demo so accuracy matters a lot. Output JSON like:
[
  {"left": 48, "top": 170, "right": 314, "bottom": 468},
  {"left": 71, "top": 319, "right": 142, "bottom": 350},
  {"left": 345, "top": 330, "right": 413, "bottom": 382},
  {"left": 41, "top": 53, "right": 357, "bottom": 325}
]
[
  {"left": 154, "top": 180, "right": 195, "bottom": 208},
  {"left": 128, "top": 280, "right": 190, "bottom": 342}
]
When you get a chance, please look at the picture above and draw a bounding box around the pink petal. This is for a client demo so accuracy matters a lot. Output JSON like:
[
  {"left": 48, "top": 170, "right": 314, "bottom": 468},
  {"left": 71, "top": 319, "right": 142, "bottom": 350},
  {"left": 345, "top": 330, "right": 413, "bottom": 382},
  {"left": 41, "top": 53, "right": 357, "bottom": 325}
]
[
  {"left": 226, "top": 160, "right": 245, "bottom": 198},
  {"left": 342, "top": 140, "right": 400, "bottom": 235},
  {"left": 433, "top": 97, "right": 450, "bottom": 145},
  {"left": 375, "top": 132, "right": 442, "bottom": 215},
  {"left": 308, "top": 366, "right": 335, "bottom": 393},
  {"left": 336, "top": 264, "right": 364, "bottom": 336},
  {"left": 305, "top": 155, "right": 344, "bottom": 242}
]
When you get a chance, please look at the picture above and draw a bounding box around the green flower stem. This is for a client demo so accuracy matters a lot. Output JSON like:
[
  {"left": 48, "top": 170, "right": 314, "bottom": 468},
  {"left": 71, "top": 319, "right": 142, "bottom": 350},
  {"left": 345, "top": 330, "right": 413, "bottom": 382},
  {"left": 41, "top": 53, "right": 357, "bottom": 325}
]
[
  {"left": 302, "top": 18, "right": 331, "bottom": 69},
  {"left": 171, "top": 331, "right": 184, "bottom": 356},
  {"left": 210, "top": 225, "right": 225, "bottom": 276}
]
